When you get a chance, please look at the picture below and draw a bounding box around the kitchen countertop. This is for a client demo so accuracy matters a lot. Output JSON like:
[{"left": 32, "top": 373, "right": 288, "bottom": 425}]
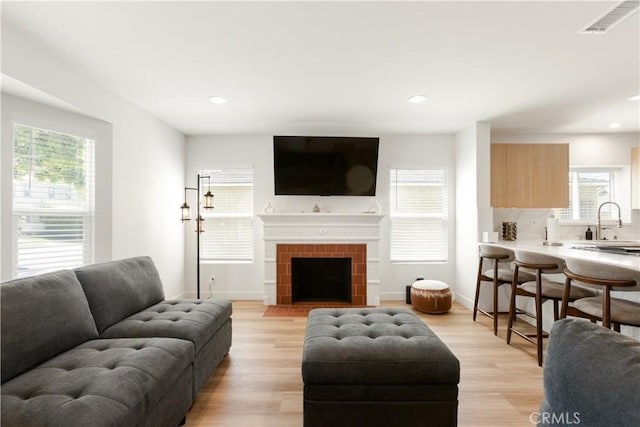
[{"left": 482, "top": 240, "right": 640, "bottom": 271}]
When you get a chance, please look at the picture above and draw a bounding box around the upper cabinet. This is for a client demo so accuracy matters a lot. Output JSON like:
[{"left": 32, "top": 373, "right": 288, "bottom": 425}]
[
  {"left": 491, "top": 143, "right": 569, "bottom": 208},
  {"left": 632, "top": 147, "right": 640, "bottom": 209}
]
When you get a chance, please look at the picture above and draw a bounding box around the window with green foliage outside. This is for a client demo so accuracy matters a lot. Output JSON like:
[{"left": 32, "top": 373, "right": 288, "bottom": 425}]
[{"left": 12, "top": 124, "right": 95, "bottom": 277}]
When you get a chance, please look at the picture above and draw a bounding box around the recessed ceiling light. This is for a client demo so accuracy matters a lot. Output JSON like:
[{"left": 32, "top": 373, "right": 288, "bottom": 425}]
[
  {"left": 628, "top": 94, "right": 640, "bottom": 101},
  {"left": 408, "top": 95, "right": 427, "bottom": 104},
  {"left": 609, "top": 122, "right": 621, "bottom": 129},
  {"left": 209, "top": 96, "right": 227, "bottom": 104}
]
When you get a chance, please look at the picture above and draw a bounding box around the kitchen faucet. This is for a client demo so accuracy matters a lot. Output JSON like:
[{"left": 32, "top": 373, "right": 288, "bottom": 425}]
[{"left": 596, "top": 201, "right": 622, "bottom": 240}]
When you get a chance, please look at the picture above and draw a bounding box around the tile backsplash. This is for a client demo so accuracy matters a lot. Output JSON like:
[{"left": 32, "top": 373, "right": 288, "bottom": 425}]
[{"left": 492, "top": 208, "right": 640, "bottom": 242}]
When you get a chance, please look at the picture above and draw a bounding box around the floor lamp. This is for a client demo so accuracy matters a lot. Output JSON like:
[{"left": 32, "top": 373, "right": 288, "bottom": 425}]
[{"left": 180, "top": 174, "right": 214, "bottom": 298}]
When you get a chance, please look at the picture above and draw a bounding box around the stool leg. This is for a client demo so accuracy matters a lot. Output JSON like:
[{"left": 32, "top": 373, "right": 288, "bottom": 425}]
[
  {"left": 602, "top": 287, "right": 612, "bottom": 329},
  {"left": 535, "top": 270, "right": 544, "bottom": 367},
  {"left": 553, "top": 300, "right": 559, "bottom": 322},
  {"left": 473, "top": 257, "right": 484, "bottom": 321},
  {"left": 492, "top": 259, "right": 499, "bottom": 335},
  {"left": 560, "top": 277, "right": 572, "bottom": 319},
  {"left": 506, "top": 266, "right": 519, "bottom": 344}
]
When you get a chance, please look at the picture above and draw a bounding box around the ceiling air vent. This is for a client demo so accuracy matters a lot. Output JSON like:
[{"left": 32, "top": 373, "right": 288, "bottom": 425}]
[{"left": 579, "top": 0, "right": 640, "bottom": 34}]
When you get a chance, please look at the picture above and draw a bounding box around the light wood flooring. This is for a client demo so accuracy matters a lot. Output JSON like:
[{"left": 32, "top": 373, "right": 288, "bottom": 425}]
[{"left": 186, "top": 301, "right": 544, "bottom": 427}]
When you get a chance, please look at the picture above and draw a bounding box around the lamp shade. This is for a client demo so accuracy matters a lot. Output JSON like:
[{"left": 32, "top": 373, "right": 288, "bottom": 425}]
[
  {"left": 196, "top": 215, "right": 205, "bottom": 233},
  {"left": 203, "top": 191, "right": 214, "bottom": 210},
  {"left": 180, "top": 203, "right": 191, "bottom": 222}
]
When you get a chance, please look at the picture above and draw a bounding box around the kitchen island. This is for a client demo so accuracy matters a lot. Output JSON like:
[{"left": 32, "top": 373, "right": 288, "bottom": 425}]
[{"left": 482, "top": 240, "right": 640, "bottom": 270}]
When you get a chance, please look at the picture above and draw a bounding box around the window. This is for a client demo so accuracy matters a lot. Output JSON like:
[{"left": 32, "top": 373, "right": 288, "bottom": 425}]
[
  {"left": 553, "top": 168, "right": 623, "bottom": 222},
  {"left": 390, "top": 169, "right": 448, "bottom": 262},
  {"left": 12, "top": 124, "right": 95, "bottom": 277},
  {"left": 200, "top": 169, "right": 254, "bottom": 262}
]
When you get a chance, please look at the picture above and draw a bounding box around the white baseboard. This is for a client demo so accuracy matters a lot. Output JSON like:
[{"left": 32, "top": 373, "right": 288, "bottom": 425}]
[
  {"left": 454, "top": 293, "right": 474, "bottom": 310},
  {"left": 169, "top": 291, "right": 264, "bottom": 300},
  {"left": 379, "top": 292, "right": 407, "bottom": 301}
]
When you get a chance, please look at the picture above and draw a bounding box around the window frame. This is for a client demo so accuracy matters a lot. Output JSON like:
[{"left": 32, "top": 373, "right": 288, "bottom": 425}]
[
  {"left": 198, "top": 168, "right": 254, "bottom": 263},
  {"left": 553, "top": 166, "right": 631, "bottom": 225},
  {"left": 11, "top": 123, "right": 96, "bottom": 278},
  {"left": 389, "top": 168, "right": 449, "bottom": 263}
]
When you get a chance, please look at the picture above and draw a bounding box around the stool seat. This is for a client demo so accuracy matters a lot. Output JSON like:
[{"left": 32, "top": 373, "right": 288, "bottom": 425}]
[
  {"left": 573, "top": 297, "right": 640, "bottom": 326},
  {"left": 485, "top": 268, "right": 536, "bottom": 283},
  {"left": 411, "top": 280, "right": 452, "bottom": 314},
  {"left": 520, "top": 280, "right": 595, "bottom": 300},
  {"left": 562, "top": 258, "right": 640, "bottom": 330}
]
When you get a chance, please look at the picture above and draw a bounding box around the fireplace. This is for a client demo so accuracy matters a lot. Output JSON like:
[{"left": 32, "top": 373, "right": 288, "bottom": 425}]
[
  {"left": 276, "top": 243, "right": 366, "bottom": 305},
  {"left": 292, "top": 257, "right": 351, "bottom": 303},
  {"left": 259, "top": 213, "right": 383, "bottom": 306}
]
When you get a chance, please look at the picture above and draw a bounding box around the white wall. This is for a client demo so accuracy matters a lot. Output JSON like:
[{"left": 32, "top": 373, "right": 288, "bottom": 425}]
[
  {"left": 185, "top": 134, "right": 456, "bottom": 301},
  {"left": 1, "top": 21, "right": 186, "bottom": 297},
  {"left": 454, "top": 123, "right": 493, "bottom": 310}
]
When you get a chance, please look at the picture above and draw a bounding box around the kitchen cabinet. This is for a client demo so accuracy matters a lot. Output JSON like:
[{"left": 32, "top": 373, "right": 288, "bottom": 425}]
[
  {"left": 632, "top": 147, "right": 640, "bottom": 209},
  {"left": 491, "top": 143, "right": 569, "bottom": 208}
]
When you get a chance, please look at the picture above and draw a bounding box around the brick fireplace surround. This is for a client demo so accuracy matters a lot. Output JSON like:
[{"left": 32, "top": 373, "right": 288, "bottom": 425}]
[
  {"left": 276, "top": 244, "right": 367, "bottom": 305},
  {"left": 259, "top": 213, "right": 384, "bottom": 306}
]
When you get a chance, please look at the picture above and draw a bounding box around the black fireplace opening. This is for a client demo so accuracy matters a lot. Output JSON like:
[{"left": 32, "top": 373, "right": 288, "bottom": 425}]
[{"left": 291, "top": 257, "right": 352, "bottom": 303}]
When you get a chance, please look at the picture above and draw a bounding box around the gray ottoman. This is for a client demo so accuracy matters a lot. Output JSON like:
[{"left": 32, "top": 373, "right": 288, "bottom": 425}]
[{"left": 302, "top": 307, "right": 460, "bottom": 427}]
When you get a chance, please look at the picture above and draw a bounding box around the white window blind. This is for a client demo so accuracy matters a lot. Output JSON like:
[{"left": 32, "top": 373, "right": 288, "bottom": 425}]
[
  {"left": 390, "top": 169, "right": 448, "bottom": 262},
  {"left": 12, "top": 124, "right": 95, "bottom": 277},
  {"left": 553, "top": 169, "right": 615, "bottom": 221},
  {"left": 200, "top": 169, "right": 254, "bottom": 262}
]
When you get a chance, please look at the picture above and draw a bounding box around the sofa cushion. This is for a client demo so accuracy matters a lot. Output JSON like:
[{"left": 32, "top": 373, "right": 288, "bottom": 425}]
[
  {"left": 1, "top": 337, "right": 193, "bottom": 427},
  {"left": 539, "top": 318, "right": 640, "bottom": 426},
  {"left": 1, "top": 270, "right": 98, "bottom": 383},
  {"left": 99, "top": 300, "right": 233, "bottom": 354},
  {"left": 75, "top": 257, "right": 165, "bottom": 333}
]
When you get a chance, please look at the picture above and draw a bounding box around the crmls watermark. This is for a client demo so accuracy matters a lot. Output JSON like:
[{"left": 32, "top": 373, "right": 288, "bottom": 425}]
[{"left": 530, "top": 411, "right": 581, "bottom": 425}]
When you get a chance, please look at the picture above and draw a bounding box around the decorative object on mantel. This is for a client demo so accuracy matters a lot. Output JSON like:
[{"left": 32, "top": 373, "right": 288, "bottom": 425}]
[
  {"left": 180, "top": 174, "right": 214, "bottom": 299},
  {"left": 312, "top": 204, "right": 320, "bottom": 213},
  {"left": 263, "top": 202, "right": 276, "bottom": 214},
  {"left": 367, "top": 197, "right": 382, "bottom": 214}
]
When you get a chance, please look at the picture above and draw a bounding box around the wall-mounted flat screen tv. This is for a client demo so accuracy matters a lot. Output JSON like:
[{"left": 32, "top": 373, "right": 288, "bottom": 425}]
[{"left": 273, "top": 136, "right": 379, "bottom": 196}]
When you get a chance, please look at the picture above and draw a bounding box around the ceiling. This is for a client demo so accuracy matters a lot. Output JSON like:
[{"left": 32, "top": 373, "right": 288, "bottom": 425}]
[{"left": 2, "top": 1, "right": 639, "bottom": 136}]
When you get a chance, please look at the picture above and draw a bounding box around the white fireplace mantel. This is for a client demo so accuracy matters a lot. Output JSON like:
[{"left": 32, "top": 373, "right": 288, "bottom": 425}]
[{"left": 258, "top": 213, "right": 385, "bottom": 305}]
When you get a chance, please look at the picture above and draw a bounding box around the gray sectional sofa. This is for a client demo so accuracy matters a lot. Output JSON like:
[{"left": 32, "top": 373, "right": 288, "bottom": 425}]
[
  {"left": 539, "top": 318, "right": 640, "bottom": 427},
  {"left": 1, "top": 257, "right": 232, "bottom": 427}
]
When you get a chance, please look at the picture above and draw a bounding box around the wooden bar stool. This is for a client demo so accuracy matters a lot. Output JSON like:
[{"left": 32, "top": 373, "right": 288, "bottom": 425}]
[
  {"left": 561, "top": 259, "right": 640, "bottom": 330},
  {"left": 506, "top": 251, "right": 595, "bottom": 366},
  {"left": 473, "top": 244, "right": 535, "bottom": 335}
]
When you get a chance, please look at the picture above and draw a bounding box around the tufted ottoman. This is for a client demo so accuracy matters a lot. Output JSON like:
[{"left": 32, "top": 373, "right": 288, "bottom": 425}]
[{"left": 302, "top": 307, "right": 460, "bottom": 427}]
